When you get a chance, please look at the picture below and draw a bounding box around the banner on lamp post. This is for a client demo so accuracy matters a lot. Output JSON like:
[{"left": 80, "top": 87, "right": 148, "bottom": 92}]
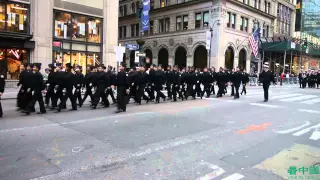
[
  {"left": 206, "top": 31, "right": 211, "bottom": 50},
  {"left": 141, "top": 0, "right": 150, "bottom": 32}
]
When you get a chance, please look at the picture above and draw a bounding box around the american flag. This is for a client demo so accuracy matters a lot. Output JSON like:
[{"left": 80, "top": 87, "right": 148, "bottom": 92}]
[
  {"left": 293, "top": 38, "right": 301, "bottom": 44},
  {"left": 249, "top": 27, "right": 260, "bottom": 58}
]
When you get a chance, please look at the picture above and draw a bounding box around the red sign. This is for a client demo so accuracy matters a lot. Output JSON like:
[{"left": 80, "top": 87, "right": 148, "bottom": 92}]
[
  {"left": 53, "top": 41, "right": 61, "bottom": 47},
  {"left": 311, "top": 61, "right": 317, "bottom": 66}
]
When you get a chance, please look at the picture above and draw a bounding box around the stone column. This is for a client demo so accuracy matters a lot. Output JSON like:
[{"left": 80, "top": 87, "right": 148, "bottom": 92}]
[
  {"left": 246, "top": 58, "right": 251, "bottom": 73},
  {"left": 169, "top": 56, "right": 174, "bottom": 66},
  {"left": 152, "top": 56, "right": 158, "bottom": 65},
  {"left": 187, "top": 55, "right": 193, "bottom": 67},
  {"left": 103, "top": 0, "right": 119, "bottom": 68},
  {"left": 30, "top": 0, "right": 54, "bottom": 73},
  {"left": 188, "top": 12, "right": 195, "bottom": 30},
  {"left": 234, "top": 56, "right": 239, "bottom": 68}
]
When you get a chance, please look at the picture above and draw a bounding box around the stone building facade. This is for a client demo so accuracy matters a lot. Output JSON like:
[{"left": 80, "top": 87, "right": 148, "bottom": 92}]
[
  {"left": 118, "top": 0, "right": 296, "bottom": 72},
  {"left": 0, "top": 0, "right": 118, "bottom": 80}
]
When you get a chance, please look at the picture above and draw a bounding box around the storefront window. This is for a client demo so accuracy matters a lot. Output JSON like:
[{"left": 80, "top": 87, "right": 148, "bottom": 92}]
[
  {"left": 0, "top": 4, "right": 4, "bottom": 30},
  {"left": 71, "top": 52, "right": 86, "bottom": 70},
  {"left": 6, "top": 3, "right": 29, "bottom": 33},
  {"left": 53, "top": 51, "right": 71, "bottom": 67},
  {"left": 54, "top": 12, "right": 71, "bottom": 39},
  {"left": 72, "top": 15, "right": 86, "bottom": 41},
  {"left": 88, "top": 17, "right": 101, "bottom": 43},
  {"left": 87, "top": 52, "right": 101, "bottom": 67},
  {"left": 6, "top": 49, "right": 28, "bottom": 80}
]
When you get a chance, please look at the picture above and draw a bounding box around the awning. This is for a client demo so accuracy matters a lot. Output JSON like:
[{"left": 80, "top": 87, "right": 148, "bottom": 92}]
[{"left": 261, "top": 41, "right": 320, "bottom": 57}]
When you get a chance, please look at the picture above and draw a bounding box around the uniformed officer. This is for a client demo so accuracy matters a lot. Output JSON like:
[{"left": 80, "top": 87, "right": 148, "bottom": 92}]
[
  {"left": 0, "top": 66, "right": 5, "bottom": 117},
  {"left": 259, "top": 65, "right": 275, "bottom": 102},
  {"left": 22, "top": 63, "right": 46, "bottom": 115},
  {"left": 115, "top": 63, "right": 129, "bottom": 113}
]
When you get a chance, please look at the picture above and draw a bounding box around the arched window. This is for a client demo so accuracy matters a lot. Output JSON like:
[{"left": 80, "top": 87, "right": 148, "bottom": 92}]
[{"left": 131, "top": 3, "right": 136, "bottom": 14}]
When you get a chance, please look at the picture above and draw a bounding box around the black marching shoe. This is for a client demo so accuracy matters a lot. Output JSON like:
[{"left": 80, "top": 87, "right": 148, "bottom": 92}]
[
  {"left": 115, "top": 109, "right": 125, "bottom": 113},
  {"left": 37, "top": 112, "right": 46, "bottom": 114},
  {"left": 264, "top": 100, "right": 268, "bottom": 102}
]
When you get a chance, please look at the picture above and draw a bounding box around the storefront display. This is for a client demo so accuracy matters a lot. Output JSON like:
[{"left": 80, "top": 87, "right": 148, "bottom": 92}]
[
  {"left": 53, "top": 10, "right": 103, "bottom": 73},
  {"left": 0, "top": 3, "right": 29, "bottom": 33},
  {"left": 0, "top": 48, "right": 28, "bottom": 80},
  {"left": 54, "top": 11, "right": 102, "bottom": 43}
]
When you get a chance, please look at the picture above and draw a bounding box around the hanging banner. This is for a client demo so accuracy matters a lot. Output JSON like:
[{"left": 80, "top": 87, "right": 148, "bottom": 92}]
[
  {"left": 206, "top": 31, "right": 211, "bottom": 50},
  {"left": 141, "top": 0, "right": 150, "bottom": 32}
]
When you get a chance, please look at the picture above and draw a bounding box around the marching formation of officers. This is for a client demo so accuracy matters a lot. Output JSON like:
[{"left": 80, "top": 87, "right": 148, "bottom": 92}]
[
  {"left": 0, "top": 62, "right": 254, "bottom": 117},
  {"left": 299, "top": 70, "right": 320, "bottom": 89}
]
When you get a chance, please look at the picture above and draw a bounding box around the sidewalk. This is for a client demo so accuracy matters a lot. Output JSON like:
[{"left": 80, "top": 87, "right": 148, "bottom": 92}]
[{"left": 1, "top": 84, "right": 298, "bottom": 100}]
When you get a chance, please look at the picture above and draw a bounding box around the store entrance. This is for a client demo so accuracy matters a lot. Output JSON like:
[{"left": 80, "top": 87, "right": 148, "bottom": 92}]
[{"left": 0, "top": 48, "right": 29, "bottom": 80}]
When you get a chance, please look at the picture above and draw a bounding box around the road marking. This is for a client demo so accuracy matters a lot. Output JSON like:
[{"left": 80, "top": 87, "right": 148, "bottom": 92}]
[
  {"left": 292, "top": 123, "right": 320, "bottom": 136},
  {"left": 72, "top": 147, "right": 84, "bottom": 153},
  {"left": 271, "top": 94, "right": 303, "bottom": 99},
  {"left": 195, "top": 164, "right": 225, "bottom": 180},
  {"left": 221, "top": 173, "right": 245, "bottom": 180},
  {"left": 249, "top": 103, "right": 281, "bottom": 108},
  {"left": 273, "top": 121, "right": 311, "bottom": 134},
  {"left": 301, "top": 98, "right": 320, "bottom": 105},
  {"left": 32, "top": 135, "right": 210, "bottom": 180},
  {"left": 298, "top": 109, "right": 320, "bottom": 114},
  {"left": 0, "top": 112, "right": 154, "bottom": 133},
  {"left": 237, "top": 122, "right": 272, "bottom": 134},
  {"left": 310, "top": 130, "right": 320, "bottom": 140},
  {"left": 280, "top": 95, "right": 317, "bottom": 102}
]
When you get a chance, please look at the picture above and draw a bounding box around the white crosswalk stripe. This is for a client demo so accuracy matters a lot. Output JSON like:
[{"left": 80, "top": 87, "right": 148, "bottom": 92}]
[
  {"left": 280, "top": 95, "right": 317, "bottom": 102},
  {"left": 301, "top": 98, "right": 320, "bottom": 104},
  {"left": 271, "top": 93, "right": 303, "bottom": 99},
  {"left": 221, "top": 173, "right": 245, "bottom": 180}
]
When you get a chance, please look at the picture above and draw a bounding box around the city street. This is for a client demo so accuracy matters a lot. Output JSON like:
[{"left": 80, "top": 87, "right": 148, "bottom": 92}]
[{"left": 0, "top": 85, "right": 319, "bottom": 180}]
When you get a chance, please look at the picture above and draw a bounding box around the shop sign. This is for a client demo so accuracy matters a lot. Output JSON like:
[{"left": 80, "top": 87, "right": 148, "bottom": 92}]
[{"left": 9, "top": 50, "right": 20, "bottom": 59}]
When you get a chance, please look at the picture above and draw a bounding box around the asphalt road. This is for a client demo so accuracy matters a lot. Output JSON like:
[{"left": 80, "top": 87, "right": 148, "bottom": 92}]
[{"left": 0, "top": 85, "right": 319, "bottom": 180}]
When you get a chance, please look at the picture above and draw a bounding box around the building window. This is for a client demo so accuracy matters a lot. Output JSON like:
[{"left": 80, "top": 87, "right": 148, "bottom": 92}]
[
  {"left": 131, "top": 24, "right": 135, "bottom": 37},
  {"left": 0, "top": 4, "right": 5, "bottom": 30},
  {"left": 257, "top": 0, "right": 261, "bottom": 9},
  {"left": 123, "top": 5, "right": 127, "bottom": 16},
  {"left": 263, "top": 25, "right": 269, "bottom": 37},
  {"left": 131, "top": 3, "right": 136, "bottom": 14},
  {"left": 160, "top": 0, "right": 167, "bottom": 7},
  {"left": 277, "top": 3, "right": 291, "bottom": 35},
  {"left": 72, "top": 15, "right": 86, "bottom": 41},
  {"left": 195, "top": 13, "right": 201, "bottom": 28},
  {"left": 203, "top": 11, "right": 209, "bottom": 27},
  {"left": 119, "top": 26, "right": 126, "bottom": 38},
  {"left": 88, "top": 17, "right": 102, "bottom": 43},
  {"left": 135, "top": 23, "right": 139, "bottom": 36},
  {"left": 183, "top": 15, "right": 188, "bottom": 30},
  {"left": 159, "top": 18, "right": 169, "bottom": 33},
  {"left": 227, "top": 12, "right": 231, "bottom": 28},
  {"left": 254, "top": 0, "right": 257, "bottom": 8},
  {"left": 243, "top": 0, "right": 248, "bottom": 4},
  {"left": 267, "top": 2, "right": 270, "bottom": 14},
  {"left": 53, "top": 11, "right": 103, "bottom": 74},
  {"left": 240, "top": 17, "right": 248, "bottom": 32},
  {"left": 119, "top": 6, "right": 123, "bottom": 17},
  {"left": 2, "top": 3, "right": 29, "bottom": 33},
  {"left": 176, "top": 16, "right": 181, "bottom": 31},
  {"left": 119, "top": 27, "right": 123, "bottom": 38},
  {"left": 54, "top": 12, "right": 71, "bottom": 39},
  {"left": 1, "top": 48, "right": 29, "bottom": 80},
  {"left": 149, "top": 20, "right": 154, "bottom": 35},
  {"left": 231, "top": 14, "right": 236, "bottom": 29},
  {"left": 150, "top": 0, "right": 154, "bottom": 10}
]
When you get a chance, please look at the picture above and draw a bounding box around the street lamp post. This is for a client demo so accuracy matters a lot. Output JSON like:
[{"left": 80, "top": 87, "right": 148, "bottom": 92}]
[{"left": 208, "top": 20, "right": 220, "bottom": 68}]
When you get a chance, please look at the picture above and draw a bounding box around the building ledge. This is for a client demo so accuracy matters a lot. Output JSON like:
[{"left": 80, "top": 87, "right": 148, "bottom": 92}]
[{"left": 0, "top": 31, "right": 33, "bottom": 40}]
